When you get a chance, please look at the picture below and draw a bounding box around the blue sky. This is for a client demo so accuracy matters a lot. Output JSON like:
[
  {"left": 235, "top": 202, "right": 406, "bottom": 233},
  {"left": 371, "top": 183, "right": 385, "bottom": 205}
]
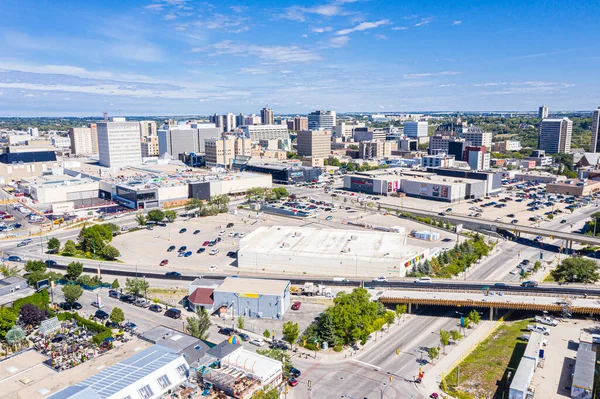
[{"left": 0, "top": 0, "right": 598, "bottom": 116}]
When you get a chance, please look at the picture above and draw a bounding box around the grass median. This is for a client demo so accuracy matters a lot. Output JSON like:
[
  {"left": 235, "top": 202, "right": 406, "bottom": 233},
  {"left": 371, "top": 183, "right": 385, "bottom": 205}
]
[{"left": 443, "top": 317, "right": 531, "bottom": 399}]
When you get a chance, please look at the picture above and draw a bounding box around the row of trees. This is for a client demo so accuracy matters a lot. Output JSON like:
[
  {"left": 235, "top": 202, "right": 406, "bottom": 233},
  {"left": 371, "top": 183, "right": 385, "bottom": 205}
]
[
  {"left": 46, "top": 223, "right": 121, "bottom": 261},
  {"left": 427, "top": 310, "right": 482, "bottom": 362},
  {"left": 246, "top": 187, "right": 289, "bottom": 202},
  {"left": 135, "top": 209, "right": 178, "bottom": 226},
  {"left": 184, "top": 195, "right": 230, "bottom": 217},
  {"left": 408, "top": 234, "right": 491, "bottom": 278}
]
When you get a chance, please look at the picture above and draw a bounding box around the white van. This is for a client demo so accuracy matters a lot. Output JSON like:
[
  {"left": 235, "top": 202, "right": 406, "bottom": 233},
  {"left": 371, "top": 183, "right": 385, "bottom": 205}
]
[{"left": 414, "top": 277, "right": 433, "bottom": 284}]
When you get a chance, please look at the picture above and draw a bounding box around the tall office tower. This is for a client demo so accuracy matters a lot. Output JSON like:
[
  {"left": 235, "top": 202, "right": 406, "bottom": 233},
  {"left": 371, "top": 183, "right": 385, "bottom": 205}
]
[
  {"left": 141, "top": 136, "right": 159, "bottom": 157},
  {"left": 89, "top": 123, "right": 99, "bottom": 154},
  {"left": 28, "top": 127, "right": 39, "bottom": 137},
  {"left": 457, "top": 131, "right": 492, "bottom": 148},
  {"left": 308, "top": 110, "right": 336, "bottom": 130},
  {"left": 241, "top": 125, "right": 289, "bottom": 141},
  {"left": 97, "top": 118, "right": 142, "bottom": 167},
  {"left": 538, "top": 117, "right": 572, "bottom": 154},
  {"left": 404, "top": 121, "right": 429, "bottom": 138},
  {"left": 261, "top": 107, "right": 274, "bottom": 125},
  {"left": 464, "top": 146, "right": 491, "bottom": 170},
  {"left": 224, "top": 113, "right": 237, "bottom": 132},
  {"left": 68, "top": 127, "right": 96, "bottom": 155},
  {"left": 297, "top": 130, "right": 332, "bottom": 158},
  {"left": 157, "top": 123, "right": 221, "bottom": 157},
  {"left": 590, "top": 107, "right": 600, "bottom": 152},
  {"left": 210, "top": 114, "right": 224, "bottom": 132},
  {"left": 293, "top": 116, "right": 308, "bottom": 131},
  {"left": 139, "top": 120, "right": 157, "bottom": 138},
  {"left": 236, "top": 113, "right": 246, "bottom": 127},
  {"left": 205, "top": 136, "right": 251, "bottom": 167},
  {"left": 538, "top": 105, "right": 549, "bottom": 119}
]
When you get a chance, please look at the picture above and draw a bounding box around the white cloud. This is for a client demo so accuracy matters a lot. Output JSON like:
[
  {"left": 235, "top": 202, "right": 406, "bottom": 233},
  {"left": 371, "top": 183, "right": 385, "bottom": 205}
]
[
  {"left": 196, "top": 40, "right": 322, "bottom": 63},
  {"left": 403, "top": 71, "right": 460, "bottom": 78},
  {"left": 336, "top": 19, "right": 390, "bottom": 35},
  {"left": 281, "top": 1, "right": 353, "bottom": 22},
  {"left": 239, "top": 67, "right": 270, "bottom": 75},
  {"left": 23, "top": 93, "right": 37, "bottom": 97},
  {"left": 164, "top": 13, "right": 177, "bottom": 20},
  {"left": 230, "top": 5, "right": 248, "bottom": 13},
  {"left": 301, "top": 34, "right": 308, "bottom": 38},
  {"left": 328, "top": 36, "right": 350, "bottom": 48},
  {"left": 375, "top": 34, "right": 388, "bottom": 40},
  {"left": 312, "top": 26, "right": 333, "bottom": 33},
  {"left": 452, "top": 20, "right": 462, "bottom": 25},
  {"left": 414, "top": 17, "right": 434, "bottom": 27},
  {"left": 392, "top": 26, "right": 408, "bottom": 31}
]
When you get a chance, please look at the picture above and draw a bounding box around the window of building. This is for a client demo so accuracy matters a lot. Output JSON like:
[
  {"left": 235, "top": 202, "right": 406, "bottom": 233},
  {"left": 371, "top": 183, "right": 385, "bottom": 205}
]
[
  {"left": 157, "top": 374, "right": 171, "bottom": 389},
  {"left": 138, "top": 385, "right": 153, "bottom": 399},
  {"left": 175, "top": 364, "right": 188, "bottom": 378}
]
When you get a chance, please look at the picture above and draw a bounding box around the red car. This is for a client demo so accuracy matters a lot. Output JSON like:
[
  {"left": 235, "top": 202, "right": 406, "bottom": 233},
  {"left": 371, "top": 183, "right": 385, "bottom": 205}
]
[
  {"left": 288, "top": 378, "right": 298, "bottom": 387},
  {"left": 160, "top": 259, "right": 169, "bottom": 266},
  {"left": 202, "top": 241, "right": 210, "bottom": 246},
  {"left": 291, "top": 302, "right": 301, "bottom": 310}
]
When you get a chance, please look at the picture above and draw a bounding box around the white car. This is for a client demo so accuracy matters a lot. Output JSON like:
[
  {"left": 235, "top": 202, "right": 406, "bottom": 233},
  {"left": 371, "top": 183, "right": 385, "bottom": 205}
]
[
  {"left": 510, "top": 269, "right": 519, "bottom": 275},
  {"left": 372, "top": 276, "right": 388, "bottom": 283},
  {"left": 526, "top": 324, "right": 550, "bottom": 335},
  {"left": 250, "top": 339, "right": 265, "bottom": 347},
  {"left": 239, "top": 232, "right": 246, "bottom": 238},
  {"left": 496, "top": 217, "right": 503, "bottom": 221},
  {"left": 210, "top": 249, "right": 219, "bottom": 256},
  {"left": 218, "top": 230, "right": 226, "bottom": 236},
  {"left": 414, "top": 277, "right": 433, "bottom": 284},
  {"left": 228, "top": 232, "right": 235, "bottom": 237},
  {"left": 209, "top": 265, "right": 217, "bottom": 271},
  {"left": 91, "top": 301, "right": 104, "bottom": 309}
]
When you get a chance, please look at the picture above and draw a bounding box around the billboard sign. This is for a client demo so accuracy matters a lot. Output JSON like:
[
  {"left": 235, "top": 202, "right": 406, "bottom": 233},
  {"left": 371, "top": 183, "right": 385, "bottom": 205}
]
[{"left": 36, "top": 279, "right": 50, "bottom": 290}]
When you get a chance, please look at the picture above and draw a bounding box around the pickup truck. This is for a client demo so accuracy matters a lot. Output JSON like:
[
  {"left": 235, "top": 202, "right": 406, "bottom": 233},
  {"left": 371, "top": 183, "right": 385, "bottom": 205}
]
[
  {"left": 534, "top": 316, "right": 558, "bottom": 326},
  {"left": 526, "top": 324, "right": 550, "bottom": 335}
]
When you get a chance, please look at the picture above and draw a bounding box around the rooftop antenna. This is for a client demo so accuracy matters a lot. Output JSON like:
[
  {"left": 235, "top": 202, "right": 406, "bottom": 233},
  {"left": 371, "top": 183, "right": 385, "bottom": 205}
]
[{"left": 103, "top": 111, "right": 108, "bottom": 121}]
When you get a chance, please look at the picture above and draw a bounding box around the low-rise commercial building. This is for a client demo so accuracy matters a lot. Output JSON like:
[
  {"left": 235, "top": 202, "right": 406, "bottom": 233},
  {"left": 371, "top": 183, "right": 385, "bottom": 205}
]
[
  {"left": 458, "top": 131, "right": 492, "bottom": 148},
  {"left": 0, "top": 147, "right": 60, "bottom": 180},
  {"left": 404, "top": 121, "right": 428, "bottom": 138},
  {"left": 212, "top": 277, "right": 291, "bottom": 319},
  {"left": 571, "top": 342, "right": 595, "bottom": 399},
  {"left": 421, "top": 154, "right": 455, "bottom": 168},
  {"left": 545, "top": 179, "right": 600, "bottom": 197},
  {"left": 240, "top": 162, "right": 322, "bottom": 184},
  {"left": 238, "top": 225, "right": 428, "bottom": 278},
  {"left": 188, "top": 172, "right": 272, "bottom": 201},
  {"left": 493, "top": 140, "right": 522, "bottom": 152}
]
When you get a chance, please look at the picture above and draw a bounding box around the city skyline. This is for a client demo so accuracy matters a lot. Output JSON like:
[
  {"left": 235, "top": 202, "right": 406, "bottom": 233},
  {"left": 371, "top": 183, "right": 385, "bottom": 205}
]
[{"left": 0, "top": 0, "right": 599, "bottom": 116}]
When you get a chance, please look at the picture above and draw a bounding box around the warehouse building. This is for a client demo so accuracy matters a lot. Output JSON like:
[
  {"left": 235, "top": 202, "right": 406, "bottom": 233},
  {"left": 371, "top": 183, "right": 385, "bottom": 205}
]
[
  {"left": 212, "top": 277, "right": 291, "bottom": 319},
  {"left": 571, "top": 342, "right": 595, "bottom": 399},
  {"left": 237, "top": 162, "right": 322, "bottom": 184},
  {"left": 188, "top": 172, "right": 272, "bottom": 201},
  {"left": 238, "top": 225, "right": 430, "bottom": 278}
]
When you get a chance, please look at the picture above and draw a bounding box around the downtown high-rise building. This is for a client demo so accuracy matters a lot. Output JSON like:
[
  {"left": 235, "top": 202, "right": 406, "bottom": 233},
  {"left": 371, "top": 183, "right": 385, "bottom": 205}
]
[
  {"left": 97, "top": 118, "right": 142, "bottom": 167},
  {"left": 590, "top": 107, "right": 600, "bottom": 152},
  {"left": 293, "top": 116, "right": 308, "bottom": 131},
  {"left": 538, "top": 117, "right": 572, "bottom": 154},
  {"left": 139, "top": 120, "right": 157, "bottom": 138},
  {"left": 261, "top": 107, "right": 274, "bottom": 125},
  {"left": 404, "top": 121, "right": 428, "bottom": 138},
  {"left": 69, "top": 127, "right": 97, "bottom": 155},
  {"left": 297, "top": 130, "right": 332, "bottom": 158},
  {"left": 308, "top": 110, "right": 336, "bottom": 130},
  {"left": 224, "top": 113, "right": 237, "bottom": 132},
  {"left": 538, "top": 105, "right": 549, "bottom": 119}
]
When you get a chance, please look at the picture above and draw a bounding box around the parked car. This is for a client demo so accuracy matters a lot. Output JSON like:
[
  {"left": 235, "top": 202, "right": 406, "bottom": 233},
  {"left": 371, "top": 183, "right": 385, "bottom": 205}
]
[
  {"left": 226, "top": 251, "right": 237, "bottom": 258},
  {"left": 164, "top": 308, "right": 182, "bottom": 319},
  {"left": 291, "top": 301, "right": 301, "bottom": 310},
  {"left": 95, "top": 310, "right": 109, "bottom": 320},
  {"left": 149, "top": 304, "right": 163, "bottom": 313},
  {"left": 219, "top": 327, "right": 234, "bottom": 336},
  {"left": 226, "top": 223, "right": 234, "bottom": 228},
  {"left": 193, "top": 230, "right": 201, "bottom": 235},
  {"left": 239, "top": 232, "right": 246, "bottom": 238},
  {"left": 209, "top": 265, "right": 217, "bottom": 271},
  {"left": 526, "top": 324, "right": 550, "bottom": 335},
  {"left": 167, "top": 245, "right": 176, "bottom": 252},
  {"left": 91, "top": 301, "right": 104, "bottom": 309},
  {"left": 8, "top": 255, "right": 23, "bottom": 262},
  {"left": 178, "top": 246, "right": 187, "bottom": 252},
  {"left": 179, "top": 228, "right": 187, "bottom": 234},
  {"left": 45, "top": 260, "right": 57, "bottom": 267},
  {"left": 289, "top": 367, "right": 302, "bottom": 377},
  {"left": 414, "top": 277, "right": 433, "bottom": 284},
  {"left": 210, "top": 249, "right": 219, "bottom": 256},
  {"left": 109, "top": 290, "right": 120, "bottom": 299},
  {"left": 250, "top": 338, "right": 265, "bottom": 347},
  {"left": 521, "top": 280, "right": 538, "bottom": 288},
  {"left": 372, "top": 276, "right": 388, "bottom": 283},
  {"left": 59, "top": 302, "right": 72, "bottom": 310},
  {"left": 165, "top": 271, "right": 182, "bottom": 277},
  {"left": 239, "top": 333, "right": 250, "bottom": 341},
  {"left": 124, "top": 322, "right": 139, "bottom": 332},
  {"left": 120, "top": 294, "right": 136, "bottom": 303},
  {"left": 197, "top": 248, "right": 206, "bottom": 254},
  {"left": 218, "top": 230, "right": 226, "bottom": 236},
  {"left": 134, "top": 299, "right": 151, "bottom": 308},
  {"left": 184, "top": 251, "right": 193, "bottom": 257},
  {"left": 72, "top": 302, "right": 82, "bottom": 310},
  {"left": 160, "top": 259, "right": 169, "bottom": 266},
  {"left": 202, "top": 241, "right": 210, "bottom": 246}
]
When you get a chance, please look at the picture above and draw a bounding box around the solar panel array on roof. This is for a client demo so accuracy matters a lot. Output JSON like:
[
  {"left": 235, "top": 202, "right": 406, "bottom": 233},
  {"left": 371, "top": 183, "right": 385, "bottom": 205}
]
[{"left": 76, "top": 346, "right": 181, "bottom": 399}]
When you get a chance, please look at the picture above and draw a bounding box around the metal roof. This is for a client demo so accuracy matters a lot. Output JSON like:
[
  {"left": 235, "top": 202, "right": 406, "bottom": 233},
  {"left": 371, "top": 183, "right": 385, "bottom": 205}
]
[
  {"left": 215, "top": 277, "right": 289, "bottom": 296},
  {"left": 510, "top": 357, "right": 535, "bottom": 393},
  {"left": 573, "top": 342, "right": 595, "bottom": 389},
  {"left": 207, "top": 341, "right": 242, "bottom": 360}
]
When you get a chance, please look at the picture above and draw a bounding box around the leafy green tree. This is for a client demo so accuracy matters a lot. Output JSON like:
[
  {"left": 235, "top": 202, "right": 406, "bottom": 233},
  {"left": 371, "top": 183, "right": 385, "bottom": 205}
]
[
  {"left": 246, "top": 187, "right": 266, "bottom": 202},
  {"left": 271, "top": 187, "right": 289, "bottom": 200},
  {"left": 186, "top": 309, "right": 211, "bottom": 340},
  {"left": 147, "top": 209, "right": 165, "bottom": 222},
  {"left": 109, "top": 307, "right": 125, "bottom": 324},
  {"left": 102, "top": 245, "right": 120, "bottom": 260},
  {"left": 25, "top": 260, "right": 46, "bottom": 274},
  {"left": 164, "top": 210, "right": 178, "bottom": 223},
  {"left": 62, "top": 240, "right": 77, "bottom": 256},
  {"left": 395, "top": 304, "right": 407, "bottom": 322},
  {"left": 47, "top": 237, "right": 60, "bottom": 253},
  {"left": 251, "top": 388, "right": 280, "bottom": 399},
  {"left": 78, "top": 225, "right": 107, "bottom": 255},
  {"left": 237, "top": 317, "right": 245, "bottom": 330},
  {"left": 66, "top": 261, "right": 83, "bottom": 281},
  {"left": 439, "top": 330, "right": 450, "bottom": 354},
  {"left": 450, "top": 329, "right": 462, "bottom": 342},
  {"left": 328, "top": 288, "right": 382, "bottom": 344},
  {"left": 0, "top": 264, "right": 20, "bottom": 278},
  {"left": 111, "top": 279, "right": 120, "bottom": 289},
  {"left": 0, "top": 307, "right": 17, "bottom": 338},
  {"left": 317, "top": 312, "right": 337, "bottom": 345},
  {"left": 552, "top": 257, "right": 600, "bottom": 283},
  {"left": 427, "top": 347, "right": 439, "bottom": 363},
  {"left": 282, "top": 321, "right": 300, "bottom": 349},
  {"left": 263, "top": 329, "right": 271, "bottom": 340},
  {"left": 468, "top": 310, "right": 481, "bottom": 325},
  {"left": 463, "top": 317, "right": 471, "bottom": 329},
  {"left": 135, "top": 214, "right": 147, "bottom": 226},
  {"left": 384, "top": 311, "right": 396, "bottom": 328},
  {"left": 125, "top": 277, "right": 149, "bottom": 297},
  {"left": 185, "top": 198, "right": 205, "bottom": 214},
  {"left": 62, "top": 284, "right": 83, "bottom": 304}
]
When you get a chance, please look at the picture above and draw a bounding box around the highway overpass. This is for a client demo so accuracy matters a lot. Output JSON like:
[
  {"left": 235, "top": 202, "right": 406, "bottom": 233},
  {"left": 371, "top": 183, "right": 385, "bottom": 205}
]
[
  {"left": 378, "top": 290, "right": 600, "bottom": 318},
  {"left": 376, "top": 202, "right": 600, "bottom": 247}
]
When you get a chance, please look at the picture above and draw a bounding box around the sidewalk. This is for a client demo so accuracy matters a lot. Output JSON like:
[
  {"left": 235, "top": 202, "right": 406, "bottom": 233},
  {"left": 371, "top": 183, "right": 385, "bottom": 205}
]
[{"left": 419, "top": 320, "right": 499, "bottom": 397}]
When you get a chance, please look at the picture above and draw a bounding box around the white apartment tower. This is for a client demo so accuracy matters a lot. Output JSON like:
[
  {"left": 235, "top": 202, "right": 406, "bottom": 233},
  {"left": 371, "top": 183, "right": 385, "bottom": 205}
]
[
  {"left": 538, "top": 117, "right": 572, "bottom": 154},
  {"left": 308, "top": 110, "right": 336, "bottom": 130},
  {"left": 69, "top": 127, "right": 96, "bottom": 155},
  {"left": 261, "top": 108, "right": 274, "bottom": 125},
  {"left": 590, "top": 107, "right": 600, "bottom": 153},
  {"left": 97, "top": 118, "right": 143, "bottom": 168},
  {"left": 538, "top": 105, "right": 549, "bottom": 119},
  {"left": 224, "top": 113, "right": 237, "bottom": 132},
  {"left": 404, "top": 121, "right": 428, "bottom": 138},
  {"left": 139, "top": 120, "right": 157, "bottom": 138}
]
